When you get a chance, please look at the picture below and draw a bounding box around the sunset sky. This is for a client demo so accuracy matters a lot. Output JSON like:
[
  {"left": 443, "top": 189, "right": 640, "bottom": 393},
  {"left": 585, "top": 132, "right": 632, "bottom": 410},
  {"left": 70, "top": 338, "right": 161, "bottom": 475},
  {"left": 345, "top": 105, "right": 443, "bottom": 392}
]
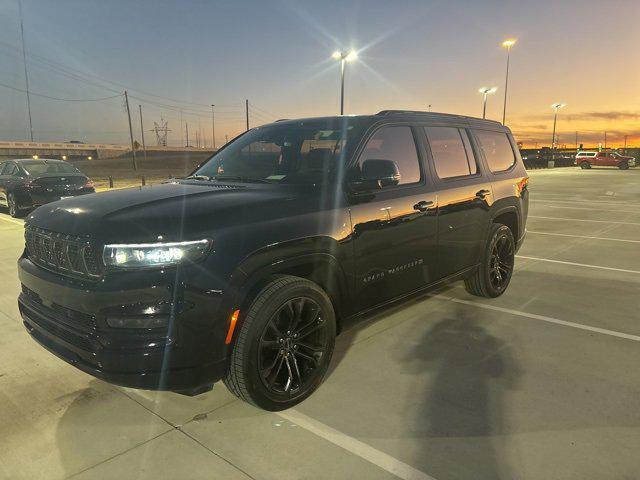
[{"left": 0, "top": 0, "right": 638, "bottom": 148}]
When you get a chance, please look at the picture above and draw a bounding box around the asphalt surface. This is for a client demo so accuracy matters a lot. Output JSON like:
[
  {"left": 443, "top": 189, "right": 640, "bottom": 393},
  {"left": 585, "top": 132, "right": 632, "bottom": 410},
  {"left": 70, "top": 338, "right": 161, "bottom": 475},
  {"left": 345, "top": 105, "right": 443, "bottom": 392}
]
[{"left": 0, "top": 167, "right": 639, "bottom": 480}]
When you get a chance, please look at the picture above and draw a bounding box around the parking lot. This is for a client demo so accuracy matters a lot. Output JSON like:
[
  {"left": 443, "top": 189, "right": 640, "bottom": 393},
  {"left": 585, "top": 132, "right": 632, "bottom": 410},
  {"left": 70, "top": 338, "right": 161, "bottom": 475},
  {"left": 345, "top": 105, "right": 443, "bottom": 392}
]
[{"left": 0, "top": 167, "right": 639, "bottom": 480}]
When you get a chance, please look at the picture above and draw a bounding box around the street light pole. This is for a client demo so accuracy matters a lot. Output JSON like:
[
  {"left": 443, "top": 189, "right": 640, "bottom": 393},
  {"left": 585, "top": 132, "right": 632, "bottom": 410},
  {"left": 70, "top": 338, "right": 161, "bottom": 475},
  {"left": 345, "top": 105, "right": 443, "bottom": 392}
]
[
  {"left": 332, "top": 50, "right": 357, "bottom": 115},
  {"left": 479, "top": 87, "right": 497, "bottom": 119},
  {"left": 211, "top": 104, "right": 216, "bottom": 150},
  {"left": 501, "top": 39, "right": 516, "bottom": 125},
  {"left": 551, "top": 103, "right": 566, "bottom": 158}
]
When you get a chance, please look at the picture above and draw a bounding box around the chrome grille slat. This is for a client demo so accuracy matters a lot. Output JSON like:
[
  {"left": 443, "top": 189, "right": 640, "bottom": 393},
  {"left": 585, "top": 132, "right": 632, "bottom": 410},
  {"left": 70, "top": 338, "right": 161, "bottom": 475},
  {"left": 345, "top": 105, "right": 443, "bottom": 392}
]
[{"left": 25, "top": 226, "right": 104, "bottom": 280}]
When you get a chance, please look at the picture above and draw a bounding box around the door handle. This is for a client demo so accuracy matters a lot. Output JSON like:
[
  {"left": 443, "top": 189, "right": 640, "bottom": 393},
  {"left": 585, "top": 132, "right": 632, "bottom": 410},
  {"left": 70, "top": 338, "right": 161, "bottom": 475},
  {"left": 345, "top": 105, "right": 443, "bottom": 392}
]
[
  {"left": 413, "top": 200, "right": 434, "bottom": 212},
  {"left": 476, "top": 189, "right": 491, "bottom": 199}
]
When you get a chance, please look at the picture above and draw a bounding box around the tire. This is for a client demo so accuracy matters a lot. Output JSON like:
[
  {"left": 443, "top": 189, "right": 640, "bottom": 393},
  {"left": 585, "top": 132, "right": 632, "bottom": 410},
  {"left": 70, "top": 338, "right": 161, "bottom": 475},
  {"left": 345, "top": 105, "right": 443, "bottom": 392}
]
[
  {"left": 580, "top": 161, "right": 591, "bottom": 169},
  {"left": 619, "top": 163, "right": 629, "bottom": 170},
  {"left": 7, "top": 193, "right": 18, "bottom": 218},
  {"left": 224, "top": 275, "right": 336, "bottom": 411},
  {"left": 465, "top": 223, "right": 515, "bottom": 298}
]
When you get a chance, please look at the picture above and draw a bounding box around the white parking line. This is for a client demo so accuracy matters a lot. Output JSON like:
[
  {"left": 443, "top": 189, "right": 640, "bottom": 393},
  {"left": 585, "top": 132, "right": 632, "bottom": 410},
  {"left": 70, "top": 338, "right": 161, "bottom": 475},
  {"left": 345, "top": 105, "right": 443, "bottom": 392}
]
[
  {"left": 516, "top": 255, "right": 640, "bottom": 274},
  {"left": 0, "top": 215, "right": 24, "bottom": 226},
  {"left": 530, "top": 204, "right": 639, "bottom": 214},
  {"left": 527, "top": 231, "right": 640, "bottom": 244},
  {"left": 279, "top": 409, "right": 436, "bottom": 480},
  {"left": 529, "top": 215, "right": 640, "bottom": 226},
  {"left": 434, "top": 295, "right": 640, "bottom": 343},
  {"left": 531, "top": 197, "right": 640, "bottom": 208}
]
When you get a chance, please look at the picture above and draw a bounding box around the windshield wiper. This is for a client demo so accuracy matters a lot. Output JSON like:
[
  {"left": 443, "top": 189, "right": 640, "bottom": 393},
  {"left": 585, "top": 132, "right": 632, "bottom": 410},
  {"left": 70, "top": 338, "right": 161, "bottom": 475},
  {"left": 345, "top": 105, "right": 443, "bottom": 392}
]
[{"left": 214, "top": 175, "right": 271, "bottom": 184}]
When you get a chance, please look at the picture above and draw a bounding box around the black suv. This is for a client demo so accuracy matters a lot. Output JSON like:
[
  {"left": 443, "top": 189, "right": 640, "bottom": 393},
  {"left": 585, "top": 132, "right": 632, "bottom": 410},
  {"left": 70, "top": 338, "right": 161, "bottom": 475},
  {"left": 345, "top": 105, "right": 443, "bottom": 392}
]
[{"left": 18, "top": 111, "right": 528, "bottom": 411}]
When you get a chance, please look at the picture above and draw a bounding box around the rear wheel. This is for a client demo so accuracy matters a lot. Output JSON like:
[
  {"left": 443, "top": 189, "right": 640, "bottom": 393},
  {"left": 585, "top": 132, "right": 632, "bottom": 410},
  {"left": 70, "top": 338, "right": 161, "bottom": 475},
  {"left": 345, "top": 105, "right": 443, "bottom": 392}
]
[
  {"left": 580, "top": 161, "right": 591, "bottom": 169},
  {"left": 224, "top": 275, "right": 336, "bottom": 411},
  {"left": 465, "top": 223, "right": 515, "bottom": 298},
  {"left": 7, "top": 194, "right": 18, "bottom": 218}
]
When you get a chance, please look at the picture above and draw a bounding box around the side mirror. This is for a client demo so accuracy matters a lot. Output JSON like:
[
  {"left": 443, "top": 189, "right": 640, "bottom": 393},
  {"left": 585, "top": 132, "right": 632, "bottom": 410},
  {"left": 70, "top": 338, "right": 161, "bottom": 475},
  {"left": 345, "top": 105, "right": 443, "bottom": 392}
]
[{"left": 349, "top": 159, "right": 401, "bottom": 192}]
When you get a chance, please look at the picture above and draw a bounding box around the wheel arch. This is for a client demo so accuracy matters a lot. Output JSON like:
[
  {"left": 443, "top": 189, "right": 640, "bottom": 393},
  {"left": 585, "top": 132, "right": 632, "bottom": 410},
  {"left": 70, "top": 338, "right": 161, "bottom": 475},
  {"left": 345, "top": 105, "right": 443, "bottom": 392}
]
[
  {"left": 491, "top": 204, "right": 520, "bottom": 242},
  {"left": 227, "top": 240, "right": 351, "bottom": 337}
]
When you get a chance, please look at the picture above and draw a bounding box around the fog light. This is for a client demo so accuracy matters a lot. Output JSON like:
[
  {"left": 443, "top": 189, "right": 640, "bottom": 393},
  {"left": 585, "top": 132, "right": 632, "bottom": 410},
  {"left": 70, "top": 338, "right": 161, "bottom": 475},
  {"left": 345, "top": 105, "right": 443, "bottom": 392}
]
[{"left": 106, "top": 315, "right": 169, "bottom": 329}]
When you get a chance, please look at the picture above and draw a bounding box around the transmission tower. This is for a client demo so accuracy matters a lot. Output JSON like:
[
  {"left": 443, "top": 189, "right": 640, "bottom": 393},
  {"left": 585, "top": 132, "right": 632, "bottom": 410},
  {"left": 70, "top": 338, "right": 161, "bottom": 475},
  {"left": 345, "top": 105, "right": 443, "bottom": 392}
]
[{"left": 150, "top": 116, "right": 171, "bottom": 146}]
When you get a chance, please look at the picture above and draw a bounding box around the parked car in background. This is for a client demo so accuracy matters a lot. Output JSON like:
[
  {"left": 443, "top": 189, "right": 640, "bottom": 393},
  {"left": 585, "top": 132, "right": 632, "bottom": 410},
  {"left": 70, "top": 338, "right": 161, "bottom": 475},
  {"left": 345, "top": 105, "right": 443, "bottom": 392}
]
[
  {"left": 0, "top": 159, "right": 95, "bottom": 217},
  {"left": 521, "top": 147, "right": 575, "bottom": 169},
  {"left": 575, "top": 151, "right": 636, "bottom": 169},
  {"left": 18, "top": 111, "right": 529, "bottom": 411}
]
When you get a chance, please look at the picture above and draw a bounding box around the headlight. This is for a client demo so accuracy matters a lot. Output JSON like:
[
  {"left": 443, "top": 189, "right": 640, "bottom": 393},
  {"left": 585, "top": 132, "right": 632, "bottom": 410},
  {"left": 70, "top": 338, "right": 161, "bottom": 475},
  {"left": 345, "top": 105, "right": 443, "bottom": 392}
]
[{"left": 103, "top": 239, "right": 211, "bottom": 269}]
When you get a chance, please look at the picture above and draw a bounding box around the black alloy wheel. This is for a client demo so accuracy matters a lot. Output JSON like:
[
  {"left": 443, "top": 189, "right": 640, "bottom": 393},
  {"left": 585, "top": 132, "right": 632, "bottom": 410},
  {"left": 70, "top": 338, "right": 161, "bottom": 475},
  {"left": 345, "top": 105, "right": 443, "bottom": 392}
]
[
  {"left": 224, "top": 275, "right": 336, "bottom": 411},
  {"left": 464, "top": 223, "right": 516, "bottom": 298},
  {"left": 258, "top": 296, "right": 330, "bottom": 395},
  {"left": 488, "top": 230, "right": 515, "bottom": 293}
]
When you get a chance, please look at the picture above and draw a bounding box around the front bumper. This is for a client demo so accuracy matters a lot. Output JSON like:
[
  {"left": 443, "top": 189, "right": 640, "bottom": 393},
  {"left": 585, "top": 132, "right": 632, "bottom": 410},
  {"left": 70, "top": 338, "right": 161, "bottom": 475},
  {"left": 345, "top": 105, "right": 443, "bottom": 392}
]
[{"left": 18, "top": 256, "right": 232, "bottom": 392}]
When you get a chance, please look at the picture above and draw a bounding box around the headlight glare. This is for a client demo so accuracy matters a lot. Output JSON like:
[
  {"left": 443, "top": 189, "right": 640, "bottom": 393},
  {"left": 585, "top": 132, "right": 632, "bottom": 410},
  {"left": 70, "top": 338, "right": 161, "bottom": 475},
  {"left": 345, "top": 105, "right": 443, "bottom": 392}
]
[{"left": 103, "top": 239, "right": 211, "bottom": 269}]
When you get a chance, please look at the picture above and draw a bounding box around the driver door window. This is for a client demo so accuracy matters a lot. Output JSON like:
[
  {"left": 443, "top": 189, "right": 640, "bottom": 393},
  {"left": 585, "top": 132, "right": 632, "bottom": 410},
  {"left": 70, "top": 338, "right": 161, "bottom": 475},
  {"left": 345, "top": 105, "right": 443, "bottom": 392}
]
[{"left": 356, "top": 126, "right": 421, "bottom": 186}]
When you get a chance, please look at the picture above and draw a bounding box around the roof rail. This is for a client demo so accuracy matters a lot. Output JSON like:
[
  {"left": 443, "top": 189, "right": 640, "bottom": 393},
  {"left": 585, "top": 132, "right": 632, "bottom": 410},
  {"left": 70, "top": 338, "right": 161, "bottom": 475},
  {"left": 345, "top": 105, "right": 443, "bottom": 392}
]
[
  {"left": 376, "top": 109, "right": 503, "bottom": 125},
  {"left": 376, "top": 110, "right": 433, "bottom": 115}
]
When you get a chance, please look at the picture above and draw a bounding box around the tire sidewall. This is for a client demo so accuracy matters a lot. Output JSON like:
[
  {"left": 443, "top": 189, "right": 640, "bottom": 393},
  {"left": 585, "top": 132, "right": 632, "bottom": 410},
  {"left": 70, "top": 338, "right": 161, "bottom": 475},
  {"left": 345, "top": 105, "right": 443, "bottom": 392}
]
[
  {"left": 241, "top": 280, "right": 336, "bottom": 410},
  {"left": 481, "top": 224, "right": 515, "bottom": 297}
]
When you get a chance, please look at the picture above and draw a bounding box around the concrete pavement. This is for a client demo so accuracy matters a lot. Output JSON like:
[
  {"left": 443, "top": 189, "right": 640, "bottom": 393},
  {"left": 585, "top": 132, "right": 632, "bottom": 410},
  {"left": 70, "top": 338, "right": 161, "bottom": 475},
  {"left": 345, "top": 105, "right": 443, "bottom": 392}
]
[{"left": 0, "top": 167, "right": 639, "bottom": 479}]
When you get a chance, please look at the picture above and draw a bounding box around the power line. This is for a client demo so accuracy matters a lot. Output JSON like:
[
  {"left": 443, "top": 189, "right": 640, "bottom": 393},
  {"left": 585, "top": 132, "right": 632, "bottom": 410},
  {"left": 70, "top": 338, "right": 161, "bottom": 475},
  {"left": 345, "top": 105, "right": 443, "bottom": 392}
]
[
  {"left": 0, "top": 40, "right": 242, "bottom": 110},
  {"left": 0, "top": 80, "right": 122, "bottom": 101}
]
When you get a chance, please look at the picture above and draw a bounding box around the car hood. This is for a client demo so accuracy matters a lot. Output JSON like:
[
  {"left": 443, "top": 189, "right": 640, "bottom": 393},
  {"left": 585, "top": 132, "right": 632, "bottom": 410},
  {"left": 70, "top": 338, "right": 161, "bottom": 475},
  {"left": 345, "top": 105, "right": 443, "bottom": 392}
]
[{"left": 26, "top": 181, "right": 306, "bottom": 243}]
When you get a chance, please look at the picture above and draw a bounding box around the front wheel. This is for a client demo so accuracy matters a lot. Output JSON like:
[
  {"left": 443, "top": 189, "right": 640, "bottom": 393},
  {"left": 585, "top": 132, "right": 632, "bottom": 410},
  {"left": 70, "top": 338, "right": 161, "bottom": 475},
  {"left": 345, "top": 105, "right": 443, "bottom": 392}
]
[
  {"left": 465, "top": 223, "right": 515, "bottom": 298},
  {"left": 619, "top": 162, "right": 629, "bottom": 170},
  {"left": 224, "top": 275, "right": 336, "bottom": 411},
  {"left": 580, "top": 161, "right": 591, "bottom": 169}
]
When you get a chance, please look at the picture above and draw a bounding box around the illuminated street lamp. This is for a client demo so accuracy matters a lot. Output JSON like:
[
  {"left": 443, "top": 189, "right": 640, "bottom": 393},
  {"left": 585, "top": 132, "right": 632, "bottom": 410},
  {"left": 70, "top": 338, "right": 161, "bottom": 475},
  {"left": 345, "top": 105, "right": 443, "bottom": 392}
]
[
  {"left": 478, "top": 87, "right": 497, "bottom": 119},
  {"left": 332, "top": 50, "right": 358, "bottom": 115},
  {"left": 501, "top": 39, "right": 516, "bottom": 125},
  {"left": 551, "top": 103, "right": 566, "bottom": 155}
]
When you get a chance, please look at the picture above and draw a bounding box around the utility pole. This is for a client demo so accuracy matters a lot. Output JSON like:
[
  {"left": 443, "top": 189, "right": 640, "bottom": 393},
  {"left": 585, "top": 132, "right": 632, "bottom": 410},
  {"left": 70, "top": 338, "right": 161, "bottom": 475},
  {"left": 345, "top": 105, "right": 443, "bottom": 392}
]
[
  {"left": 138, "top": 105, "right": 147, "bottom": 163},
  {"left": 604, "top": 131, "right": 607, "bottom": 150},
  {"left": 575, "top": 131, "right": 578, "bottom": 152},
  {"left": 180, "top": 110, "right": 183, "bottom": 146},
  {"left": 211, "top": 104, "right": 216, "bottom": 149},
  {"left": 624, "top": 135, "right": 628, "bottom": 153},
  {"left": 245, "top": 99, "right": 249, "bottom": 131},
  {"left": 124, "top": 91, "right": 137, "bottom": 170},
  {"left": 18, "top": 0, "right": 34, "bottom": 141},
  {"left": 185, "top": 123, "right": 189, "bottom": 147}
]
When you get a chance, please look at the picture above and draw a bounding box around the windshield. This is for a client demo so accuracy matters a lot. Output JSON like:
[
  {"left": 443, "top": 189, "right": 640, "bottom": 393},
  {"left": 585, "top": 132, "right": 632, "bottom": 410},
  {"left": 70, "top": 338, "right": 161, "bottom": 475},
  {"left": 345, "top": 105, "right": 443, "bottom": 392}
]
[
  {"left": 21, "top": 161, "right": 81, "bottom": 176},
  {"left": 194, "top": 120, "right": 363, "bottom": 184}
]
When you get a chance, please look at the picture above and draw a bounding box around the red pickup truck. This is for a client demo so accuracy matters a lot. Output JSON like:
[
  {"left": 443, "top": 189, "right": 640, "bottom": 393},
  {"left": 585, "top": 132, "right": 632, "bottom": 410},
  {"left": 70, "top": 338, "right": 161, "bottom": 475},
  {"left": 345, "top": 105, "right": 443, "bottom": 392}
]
[{"left": 575, "top": 151, "right": 636, "bottom": 169}]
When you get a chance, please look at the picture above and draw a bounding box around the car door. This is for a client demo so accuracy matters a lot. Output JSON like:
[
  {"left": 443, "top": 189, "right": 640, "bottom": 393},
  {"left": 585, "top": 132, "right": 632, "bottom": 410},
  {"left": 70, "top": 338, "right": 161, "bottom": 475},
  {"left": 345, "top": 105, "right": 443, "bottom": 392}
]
[
  {"left": 423, "top": 126, "right": 493, "bottom": 278},
  {"left": 349, "top": 124, "right": 438, "bottom": 310}
]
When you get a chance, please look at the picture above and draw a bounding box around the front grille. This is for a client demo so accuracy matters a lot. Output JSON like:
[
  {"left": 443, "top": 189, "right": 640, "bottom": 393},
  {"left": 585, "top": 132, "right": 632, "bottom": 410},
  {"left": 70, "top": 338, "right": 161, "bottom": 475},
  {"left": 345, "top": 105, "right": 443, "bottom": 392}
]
[{"left": 25, "top": 226, "right": 104, "bottom": 279}]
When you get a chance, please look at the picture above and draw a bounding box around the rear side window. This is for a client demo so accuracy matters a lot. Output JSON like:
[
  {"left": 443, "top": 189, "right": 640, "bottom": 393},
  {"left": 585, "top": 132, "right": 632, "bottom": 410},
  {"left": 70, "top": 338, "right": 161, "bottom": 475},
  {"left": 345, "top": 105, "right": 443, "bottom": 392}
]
[
  {"left": 474, "top": 130, "right": 516, "bottom": 173},
  {"left": 357, "top": 126, "right": 421, "bottom": 185},
  {"left": 424, "top": 126, "right": 477, "bottom": 179},
  {"left": 1, "top": 163, "right": 18, "bottom": 176}
]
